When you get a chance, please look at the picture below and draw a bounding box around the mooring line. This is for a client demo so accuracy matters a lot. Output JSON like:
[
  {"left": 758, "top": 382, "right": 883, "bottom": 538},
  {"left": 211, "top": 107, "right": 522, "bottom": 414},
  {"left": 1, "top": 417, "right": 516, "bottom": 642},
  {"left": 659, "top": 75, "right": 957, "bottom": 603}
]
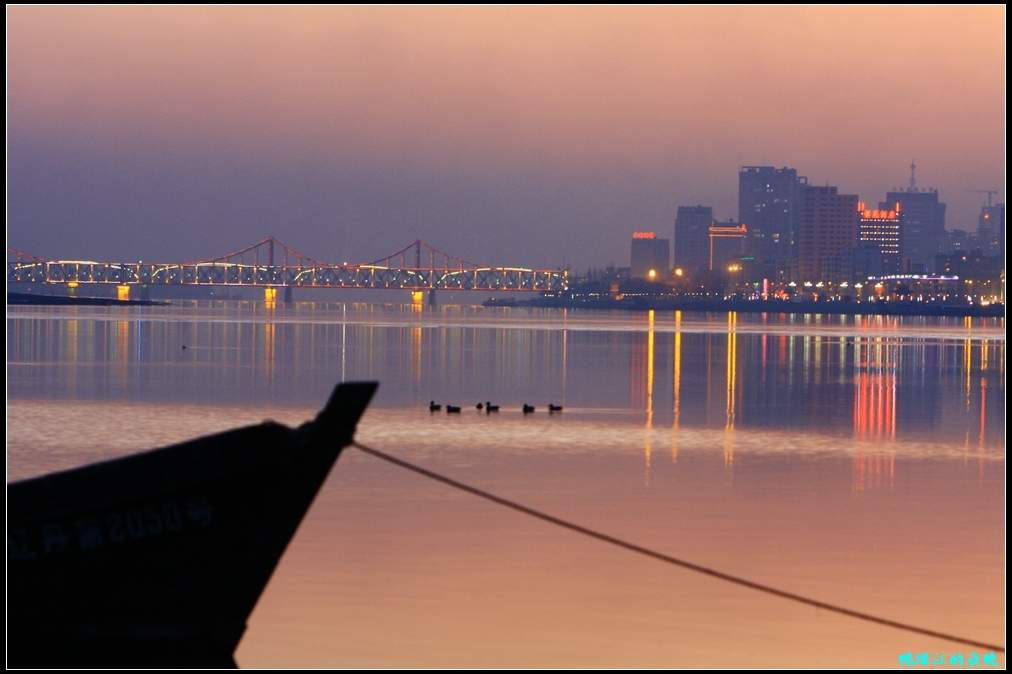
[{"left": 351, "top": 440, "right": 1004, "bottom": 653}]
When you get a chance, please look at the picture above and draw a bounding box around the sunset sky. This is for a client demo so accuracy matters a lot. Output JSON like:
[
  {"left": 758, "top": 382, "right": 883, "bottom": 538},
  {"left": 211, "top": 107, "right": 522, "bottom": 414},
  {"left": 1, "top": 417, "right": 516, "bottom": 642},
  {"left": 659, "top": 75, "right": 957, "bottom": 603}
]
[{"left": 7, "top": 5, "right": 1005, "bottom": 268}]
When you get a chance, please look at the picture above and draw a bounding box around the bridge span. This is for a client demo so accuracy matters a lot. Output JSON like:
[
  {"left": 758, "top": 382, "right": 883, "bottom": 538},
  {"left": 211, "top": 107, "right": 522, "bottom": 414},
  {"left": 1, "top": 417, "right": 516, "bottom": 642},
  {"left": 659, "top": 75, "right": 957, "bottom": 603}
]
[{"left": 7, "top": 237, "right": 569, "bottom": 298}]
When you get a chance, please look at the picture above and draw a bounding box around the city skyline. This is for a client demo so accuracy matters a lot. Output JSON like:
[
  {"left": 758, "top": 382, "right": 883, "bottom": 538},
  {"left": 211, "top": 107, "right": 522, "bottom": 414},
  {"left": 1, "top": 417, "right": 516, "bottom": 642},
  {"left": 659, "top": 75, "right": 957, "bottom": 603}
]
[{"left": 7, "top": 5, "right": 1005, "bottom": 269}]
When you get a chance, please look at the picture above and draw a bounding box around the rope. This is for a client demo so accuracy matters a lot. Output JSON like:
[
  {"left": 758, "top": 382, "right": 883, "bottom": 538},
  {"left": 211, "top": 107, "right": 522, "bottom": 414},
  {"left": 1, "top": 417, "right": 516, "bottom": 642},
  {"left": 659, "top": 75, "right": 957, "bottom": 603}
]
[{"left": 350, "top": 440, "right": 1004, "bottom": 653}]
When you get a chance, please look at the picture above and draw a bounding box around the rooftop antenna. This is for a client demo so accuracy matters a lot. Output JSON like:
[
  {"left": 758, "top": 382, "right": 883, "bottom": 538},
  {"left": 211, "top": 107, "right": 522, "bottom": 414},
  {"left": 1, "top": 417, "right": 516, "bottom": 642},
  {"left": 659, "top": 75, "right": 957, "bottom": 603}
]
[{"left": 909, "top": 160, "right": 917, "bottom": 191}]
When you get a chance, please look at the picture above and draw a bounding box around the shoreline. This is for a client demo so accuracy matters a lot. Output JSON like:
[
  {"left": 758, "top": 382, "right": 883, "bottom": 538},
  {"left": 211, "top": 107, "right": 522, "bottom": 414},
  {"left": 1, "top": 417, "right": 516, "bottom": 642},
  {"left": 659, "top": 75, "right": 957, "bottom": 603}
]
[
  {"left": 6, "top": 292, "right": 169, "bottom": 307},
  {"left": 483, "top": 296, "right": 1006, "bottom": 318}
]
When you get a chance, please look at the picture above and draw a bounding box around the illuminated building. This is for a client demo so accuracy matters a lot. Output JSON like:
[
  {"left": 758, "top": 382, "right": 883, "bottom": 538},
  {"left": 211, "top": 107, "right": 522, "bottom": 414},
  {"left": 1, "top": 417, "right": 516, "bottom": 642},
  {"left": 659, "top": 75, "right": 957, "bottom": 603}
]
[
  {"left": 738, "top": 166, "right": 807, "bottom": 277},
  {"left": 881, "top": 164, "right": 945, "bottom": 273},
  {"left": 942, "top": 228, "right": 975, "bottom": 254},
  {"left": 977, "top": 203, "right": 1005, "bottom": 258},
  {"left": 858, "top": 202, "right": 903, "bottom": 274},
  {"left": 674, "top": 205, "right": 712, "bottom": 275},
  {"left": 708, "top": 220, "right": 748, "bottom": 272},
  {"left": 798, "top": 184, "right": 859, "bottom": 281},
  {"left": 630, "top": 231, "right": 670, "bottom": 280},
  {"left": 935, "top": 250, "right": 1003, "bottom": 281}
]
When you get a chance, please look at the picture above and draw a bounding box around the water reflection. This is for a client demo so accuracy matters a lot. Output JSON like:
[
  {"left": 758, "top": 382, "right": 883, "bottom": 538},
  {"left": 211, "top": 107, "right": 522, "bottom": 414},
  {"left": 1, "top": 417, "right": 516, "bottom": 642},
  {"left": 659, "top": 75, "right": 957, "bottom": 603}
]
[
  {"left": 671, "top": 310, "right": 682, "bottom": 464},
  {"left": 6, "top": 302, "right": 1003, "bottom": 668},
  {"left": 724, "top": 311, "right": 737, "bottom": 468},
  {"left": 7, "top": 303, "right": 1005, "bottom": 453}
]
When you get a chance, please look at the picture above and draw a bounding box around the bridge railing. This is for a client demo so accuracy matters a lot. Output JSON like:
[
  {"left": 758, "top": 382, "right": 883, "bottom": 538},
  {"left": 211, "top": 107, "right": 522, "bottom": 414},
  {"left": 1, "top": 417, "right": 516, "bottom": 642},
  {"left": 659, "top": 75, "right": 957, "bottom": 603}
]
[
  {"left": 7, "top": 260, "right": 568, "bottom": 292},
  {"left": 7, "top": 237, "right": 569, "bottom": 292}
]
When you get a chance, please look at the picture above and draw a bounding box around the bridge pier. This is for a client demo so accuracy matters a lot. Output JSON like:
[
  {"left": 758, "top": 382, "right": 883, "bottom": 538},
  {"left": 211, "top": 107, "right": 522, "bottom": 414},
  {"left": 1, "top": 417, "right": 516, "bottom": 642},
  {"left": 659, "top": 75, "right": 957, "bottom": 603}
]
[
  {"left": 283, "top": 286, "right": 294, "bottom": 304},
  {"left": 139, "top": 285, "right": 151, "bottom": 301},
  {"left": 427, "top": 288, "right": 437, "bottom": 306}
]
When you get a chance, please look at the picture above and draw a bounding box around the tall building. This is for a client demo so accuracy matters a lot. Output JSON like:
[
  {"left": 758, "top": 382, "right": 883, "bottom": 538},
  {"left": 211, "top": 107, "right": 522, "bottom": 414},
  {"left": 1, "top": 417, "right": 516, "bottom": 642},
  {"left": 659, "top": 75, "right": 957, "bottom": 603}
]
[
  {"left": 738, "top": 166, "right": 807, "bottom": 277},
  {"left": 942, "top": 228, "right": 976, "bottom": 254},
  {"left": 978, "top": 203, "right": 1005, "bottom": 258},
  {"left": 799, "top": 184, "right": 859, "bottom": 281},
  {"left": 880, "top": 164, "right": 945, "bottom": 272},
  {"left": 858, "top": 202, "right": 902, "bottom": 274},
  {"left": 708, "top": 220, "right": 748, "bottom": 272},
  {"left": 673, "top": 206, "right": 712, "bottom": 274},
  {"left": 630, "top": 232, "right": 670, "bottom": 280}
]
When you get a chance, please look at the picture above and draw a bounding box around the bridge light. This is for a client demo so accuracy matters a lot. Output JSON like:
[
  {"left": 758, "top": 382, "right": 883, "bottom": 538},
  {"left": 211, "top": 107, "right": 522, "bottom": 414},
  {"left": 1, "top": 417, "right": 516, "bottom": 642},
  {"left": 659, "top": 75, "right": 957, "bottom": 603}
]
[
  {"left": 67, "top": 281, "right": 79, "bottom": 289},
  {"left": 674, "top": 268, "right": 684, "bottom": 277},
  {"left": 648, "top": 269, "right": 657, "bottom": 280}
]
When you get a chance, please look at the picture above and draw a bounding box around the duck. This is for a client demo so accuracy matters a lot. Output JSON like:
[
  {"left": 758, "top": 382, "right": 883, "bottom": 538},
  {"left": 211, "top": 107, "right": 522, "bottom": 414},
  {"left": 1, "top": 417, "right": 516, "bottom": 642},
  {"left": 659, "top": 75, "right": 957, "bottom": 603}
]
[
  {"left": 476, "top": 402, "right": 484, "bottom": 410},
  {"left": 522, "top": 404, "right": 535, "bottom": 414},
  {"left": 446, "top": 405, "right": 462, "bottom": 414},
  {"left": 548, "top": 404, "right": 563, "bottom": 413},
  {"left": 485, "top": 402, "right": 500, "bottom": 413},
  {"left": 429, "top": 401, "right": 441, "bottom": 412}
]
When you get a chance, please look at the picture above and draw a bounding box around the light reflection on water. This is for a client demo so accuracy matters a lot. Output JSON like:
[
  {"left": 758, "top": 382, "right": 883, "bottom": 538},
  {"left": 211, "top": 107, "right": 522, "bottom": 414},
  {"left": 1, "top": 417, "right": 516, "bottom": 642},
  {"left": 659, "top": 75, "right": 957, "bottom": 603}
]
[
  {"left": 5, "top": 302, "right": 1006, "bottom": 667},
  {"left": 6, "top": 303, "right": 1006, "bottom": 445}
]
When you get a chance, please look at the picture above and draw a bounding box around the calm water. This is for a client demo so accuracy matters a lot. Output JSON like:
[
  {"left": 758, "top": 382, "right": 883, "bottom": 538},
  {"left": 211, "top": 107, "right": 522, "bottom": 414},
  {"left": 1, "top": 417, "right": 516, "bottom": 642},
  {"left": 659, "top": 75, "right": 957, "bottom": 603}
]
[{"left": 7, "top": 302, "right": 1006, "bottom": 667}]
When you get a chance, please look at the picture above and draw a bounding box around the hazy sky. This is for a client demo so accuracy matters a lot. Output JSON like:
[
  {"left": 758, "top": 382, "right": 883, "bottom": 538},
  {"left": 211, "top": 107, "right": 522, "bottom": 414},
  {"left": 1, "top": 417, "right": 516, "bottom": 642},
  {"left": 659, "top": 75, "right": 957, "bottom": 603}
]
[{"left": 7, "top": 5, "right": 1006, "bottom": 268}]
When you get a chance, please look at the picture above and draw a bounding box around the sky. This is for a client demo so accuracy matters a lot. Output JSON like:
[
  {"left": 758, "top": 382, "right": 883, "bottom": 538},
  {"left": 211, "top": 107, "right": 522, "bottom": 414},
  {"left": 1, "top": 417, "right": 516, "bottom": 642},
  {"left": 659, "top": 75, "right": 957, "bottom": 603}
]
[{"left": 7, "top": 5, "right": 1006, "bottom": 269}]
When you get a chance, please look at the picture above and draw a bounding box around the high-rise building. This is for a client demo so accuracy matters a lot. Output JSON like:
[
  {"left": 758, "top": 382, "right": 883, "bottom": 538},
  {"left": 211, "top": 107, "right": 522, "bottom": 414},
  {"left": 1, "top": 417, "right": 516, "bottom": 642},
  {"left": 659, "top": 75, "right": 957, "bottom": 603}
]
[
  {"left": 858, "top": 202, "right": 902, "bottom": 274},
  {"left": 738, "top": 166, "right": 807, "bottom": 277},
  {"left": 799, "top": 184, "right": 859, "bottom": 281},
  {"left": 708, "top": 220, "right": 748, "bottom": 272},
  {"left": 630, "top": 232, "right": 670, "bottom": 280},
  {"left": 880, "top": 165, "right": 945, "bottom": 273},
  {"left": 942, "top": 228, "right": 976, "bottom": 254},
  {"left": 978, "top": 203, "right": 1005, "bottom": 258},
  {"left": 673, "top": 206, "right": 712, "bottom": 274}
]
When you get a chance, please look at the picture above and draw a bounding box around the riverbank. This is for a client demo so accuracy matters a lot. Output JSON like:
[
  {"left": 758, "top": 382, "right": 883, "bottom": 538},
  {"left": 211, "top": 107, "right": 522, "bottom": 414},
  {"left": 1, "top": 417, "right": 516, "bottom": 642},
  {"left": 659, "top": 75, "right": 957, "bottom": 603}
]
[
  {"left": 483, "top": 296, "right": 1005, "bottom": 318},
  {"left": 6, "top": 292, "right": 169, "bottom": 307}
]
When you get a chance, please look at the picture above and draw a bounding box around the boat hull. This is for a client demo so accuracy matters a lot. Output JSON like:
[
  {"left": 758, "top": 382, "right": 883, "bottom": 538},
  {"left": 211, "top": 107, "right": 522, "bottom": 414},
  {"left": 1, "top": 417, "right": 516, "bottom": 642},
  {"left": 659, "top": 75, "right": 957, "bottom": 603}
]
[{"left": 7, "top": 381, "right": 378, "bottom": 668}]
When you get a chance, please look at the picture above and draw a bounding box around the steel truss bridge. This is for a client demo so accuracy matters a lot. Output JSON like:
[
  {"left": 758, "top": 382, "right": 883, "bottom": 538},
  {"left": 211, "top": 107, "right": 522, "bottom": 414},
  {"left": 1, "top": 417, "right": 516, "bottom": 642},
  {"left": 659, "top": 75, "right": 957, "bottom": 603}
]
[{"left": 7, "top": 237, "right": 568, "bottom": 293}]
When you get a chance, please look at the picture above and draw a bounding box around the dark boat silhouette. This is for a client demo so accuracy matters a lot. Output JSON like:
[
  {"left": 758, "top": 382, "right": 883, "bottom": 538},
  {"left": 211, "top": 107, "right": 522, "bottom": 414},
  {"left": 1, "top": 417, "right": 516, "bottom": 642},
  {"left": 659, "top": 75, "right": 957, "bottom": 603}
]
[{"left": 7, "top": 381, "right": 378, "bottom": 669}]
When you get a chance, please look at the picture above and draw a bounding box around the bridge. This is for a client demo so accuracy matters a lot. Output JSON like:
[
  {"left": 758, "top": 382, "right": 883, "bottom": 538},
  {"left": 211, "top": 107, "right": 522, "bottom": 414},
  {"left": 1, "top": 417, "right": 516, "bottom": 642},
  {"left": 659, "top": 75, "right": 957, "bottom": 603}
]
[{"left": 7, "top": 237, "right": 569, "bottom": 299}]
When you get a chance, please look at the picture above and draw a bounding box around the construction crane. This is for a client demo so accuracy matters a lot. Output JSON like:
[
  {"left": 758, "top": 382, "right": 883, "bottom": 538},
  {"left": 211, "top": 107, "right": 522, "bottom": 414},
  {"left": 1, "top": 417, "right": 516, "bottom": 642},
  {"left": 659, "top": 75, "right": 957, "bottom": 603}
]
[{"left": 967, "top": 189, "right": 999, "bottom": 207}]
